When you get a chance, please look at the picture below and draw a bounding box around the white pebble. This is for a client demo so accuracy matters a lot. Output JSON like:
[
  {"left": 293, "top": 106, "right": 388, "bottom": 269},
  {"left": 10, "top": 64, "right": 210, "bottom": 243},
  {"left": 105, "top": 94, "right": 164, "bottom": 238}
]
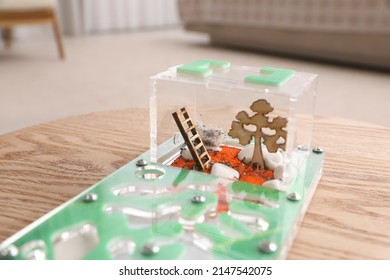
[
  {"left": 238, "top": 145, "right": 283, "bottom": 170},
  {"left": 262, "top": 179, "right": 282, "bottom": 190},
  {"left": 274, "top": 164, "right": 298, "bottom": 183},
  {"left": 264, "top": 150, "right": 283, "bottom": 170},
  {"left": 211, "top": 163, "right": 240, "bottom": 181},
  {"left": 205, "top": 146, "right": 222, "bottom": 152},
  {"left": 181, "top": 148, "right": 193, "bottom": 161},
  {"left": 274, "top": 164, "right": 284, "bottom": 180},
  {"left": 237, "top": 145, "right": 254, "bottom": 164}
]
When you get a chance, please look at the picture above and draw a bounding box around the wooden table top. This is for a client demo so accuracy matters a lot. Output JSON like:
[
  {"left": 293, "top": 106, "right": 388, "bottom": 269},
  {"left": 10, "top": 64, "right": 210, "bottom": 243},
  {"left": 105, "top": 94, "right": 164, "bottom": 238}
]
[{"left": 0, "top": 108, "right": 389, "bottom": 259}]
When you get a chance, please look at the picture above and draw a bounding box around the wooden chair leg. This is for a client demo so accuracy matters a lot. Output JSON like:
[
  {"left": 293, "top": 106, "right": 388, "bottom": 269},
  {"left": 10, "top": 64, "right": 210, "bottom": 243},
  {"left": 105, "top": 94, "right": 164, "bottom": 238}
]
[
  {"left": 2, "top": 28, "right": 13, "bottom": 48},
  {"left": 52, "top": 13, "right": 65, "bottom": 59}
]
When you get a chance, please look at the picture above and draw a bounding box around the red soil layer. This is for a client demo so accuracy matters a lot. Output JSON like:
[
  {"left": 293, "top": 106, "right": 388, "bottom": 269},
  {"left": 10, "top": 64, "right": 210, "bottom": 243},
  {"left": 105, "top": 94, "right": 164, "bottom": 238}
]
[{"left": 171, "top": 146, "right": 274, "bottom": 186}]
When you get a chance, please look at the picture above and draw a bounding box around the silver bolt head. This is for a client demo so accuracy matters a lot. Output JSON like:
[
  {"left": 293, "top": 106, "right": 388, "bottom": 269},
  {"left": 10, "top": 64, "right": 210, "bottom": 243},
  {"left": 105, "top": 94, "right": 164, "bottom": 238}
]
[
  {"left": 312, "top": 147, "right": 324, "bottom": 154},
  {"left": 141, "top": 243, "right": 160, "bottom": 256},
  {"left": 259, "top": 241, "right": 277, "bottom": 253},
  {"left": 0, "top": 245, "right": 19, "bottom": 259},
  {"left": 191, "top": 195, "right": 206, "bottom": 204},
  {"left": 83, "top": 193, "right": 98, "bottom": 202},
  {"left": 136, "top": 159, "right": 148, "bottom": 167},
  {"left": 287, "top": 192, "right": 301, "bottom": 201}
]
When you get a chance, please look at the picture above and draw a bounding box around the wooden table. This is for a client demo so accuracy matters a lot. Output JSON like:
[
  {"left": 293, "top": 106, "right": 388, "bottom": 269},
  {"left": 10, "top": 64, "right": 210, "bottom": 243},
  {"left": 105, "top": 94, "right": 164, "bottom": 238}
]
[{"left": 0, "top": 108, "right": 389, "bottom": 259}]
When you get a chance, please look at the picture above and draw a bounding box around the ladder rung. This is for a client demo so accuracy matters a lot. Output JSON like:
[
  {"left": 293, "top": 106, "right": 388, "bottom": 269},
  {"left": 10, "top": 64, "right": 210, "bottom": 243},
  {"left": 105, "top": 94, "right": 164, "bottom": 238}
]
[
  {"left": 175, "top": 109, "right": 187, "bottom": 118},
  {"left": 179, "top": 109, "right": 189, "bottom": 118},
  {"left": 190, "top": 134, "right": 199, "bottom": 141},
  {"left": 194, "top": 143, "right": 203, "bottom": 150},
  {"left": 186, "top": 126, "right": 195, "bottom": 132},
  {"left": 181, "top": 118, "right": 191, "bottom": 125},
  {"left": 199, "top": 152, "right": 209, "bottom": 159}
]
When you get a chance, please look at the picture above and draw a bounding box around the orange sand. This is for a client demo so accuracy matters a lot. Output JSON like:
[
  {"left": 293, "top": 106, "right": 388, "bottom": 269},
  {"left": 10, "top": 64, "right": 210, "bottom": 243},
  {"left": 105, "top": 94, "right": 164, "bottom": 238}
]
[{"left": 171, "top": 146, "right": 274, "bottom": 186}]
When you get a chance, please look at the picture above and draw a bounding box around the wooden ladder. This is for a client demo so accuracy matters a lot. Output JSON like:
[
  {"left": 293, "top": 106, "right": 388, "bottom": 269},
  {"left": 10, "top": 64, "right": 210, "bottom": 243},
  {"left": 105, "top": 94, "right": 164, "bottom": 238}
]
[{"left": 172, "top": 107, "right": 211, "bottom": 170}]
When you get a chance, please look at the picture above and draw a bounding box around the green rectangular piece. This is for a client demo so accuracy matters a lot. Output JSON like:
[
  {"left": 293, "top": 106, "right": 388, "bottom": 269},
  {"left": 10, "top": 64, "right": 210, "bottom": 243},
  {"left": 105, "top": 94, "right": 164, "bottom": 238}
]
[{"left": 0, "top": 140, "right": 324, "bottom": 260}]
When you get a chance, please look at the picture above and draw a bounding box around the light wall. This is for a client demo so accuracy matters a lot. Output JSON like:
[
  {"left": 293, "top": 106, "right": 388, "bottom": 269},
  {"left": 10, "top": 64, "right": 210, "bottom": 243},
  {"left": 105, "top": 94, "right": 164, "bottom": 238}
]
[
  {"left": 14, "top": 0, "right": 180, "bottom": 39},
  {"left": 83, "top": 0, "right": 180, "bottom": 33},
  {"left": 15, "top": 0, "right": 180, "bottom": 39}
]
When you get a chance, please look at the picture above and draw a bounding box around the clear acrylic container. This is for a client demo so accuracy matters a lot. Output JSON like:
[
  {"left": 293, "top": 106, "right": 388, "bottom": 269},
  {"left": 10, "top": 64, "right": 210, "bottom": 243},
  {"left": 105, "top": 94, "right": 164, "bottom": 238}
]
[
  {"left": 143, "top": 61, "right": 323, "bottom": 259},
  {"left": 150, "top": 61, "right": 318, "bottom": 190}
]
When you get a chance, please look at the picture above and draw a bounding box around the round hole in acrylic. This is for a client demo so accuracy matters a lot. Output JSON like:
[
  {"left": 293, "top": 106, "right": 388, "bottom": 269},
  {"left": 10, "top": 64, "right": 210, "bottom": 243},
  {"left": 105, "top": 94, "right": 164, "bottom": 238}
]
[{"left": 135, "top": 165, "right": 165, "bottom": 180}]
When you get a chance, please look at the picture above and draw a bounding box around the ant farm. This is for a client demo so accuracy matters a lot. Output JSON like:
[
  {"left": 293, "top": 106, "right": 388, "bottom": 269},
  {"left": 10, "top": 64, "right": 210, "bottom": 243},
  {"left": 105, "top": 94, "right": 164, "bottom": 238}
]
[{"left": 0, "top": 60, "right": 324, "bottom": 260}]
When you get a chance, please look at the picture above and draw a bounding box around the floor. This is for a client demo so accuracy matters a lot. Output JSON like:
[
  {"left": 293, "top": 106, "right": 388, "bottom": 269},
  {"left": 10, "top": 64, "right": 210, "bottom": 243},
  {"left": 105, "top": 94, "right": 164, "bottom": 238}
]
[{"left": 0, "top": 28, "right": 389, "bottom": 135}]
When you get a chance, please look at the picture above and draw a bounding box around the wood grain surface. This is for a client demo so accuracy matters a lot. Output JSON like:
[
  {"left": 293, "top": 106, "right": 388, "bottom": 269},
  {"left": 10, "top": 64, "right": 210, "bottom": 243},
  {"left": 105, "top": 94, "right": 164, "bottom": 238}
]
[{"left": 0, "top": 108, "right": 389, "bottom": 259}]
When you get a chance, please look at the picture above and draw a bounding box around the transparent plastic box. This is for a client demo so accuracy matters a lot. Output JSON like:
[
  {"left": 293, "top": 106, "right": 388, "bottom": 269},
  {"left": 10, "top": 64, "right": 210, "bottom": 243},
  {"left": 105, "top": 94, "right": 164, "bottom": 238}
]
[
  {"left": 142, "top": 60, "right": 324, "bottom": 259},
  {"left": 150, "top": 61, "right": 318, "bottom": 189}
]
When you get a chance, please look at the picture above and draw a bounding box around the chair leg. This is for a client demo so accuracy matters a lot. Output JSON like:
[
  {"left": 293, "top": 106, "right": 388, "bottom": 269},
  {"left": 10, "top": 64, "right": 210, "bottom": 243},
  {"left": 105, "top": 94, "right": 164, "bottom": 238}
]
[
  {"left": 2, "top": 28, "right": 13, "bottom": 48},
  {"left": 52, "top": 14, "right": 65, "bottom": 59}
]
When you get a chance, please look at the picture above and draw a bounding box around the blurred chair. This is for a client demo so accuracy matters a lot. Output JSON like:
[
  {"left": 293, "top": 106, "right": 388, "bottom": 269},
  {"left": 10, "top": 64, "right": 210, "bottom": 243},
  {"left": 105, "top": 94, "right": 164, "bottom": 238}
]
[{"left": 0, "top": 0, "right": 65, "bottom": 59}]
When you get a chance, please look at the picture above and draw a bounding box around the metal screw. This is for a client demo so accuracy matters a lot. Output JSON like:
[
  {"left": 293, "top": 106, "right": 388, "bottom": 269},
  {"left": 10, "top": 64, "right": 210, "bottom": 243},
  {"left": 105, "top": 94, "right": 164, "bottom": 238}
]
[
  {"left": 141, "top": 243, "right": 160, "bottom": 256},
  {"left": 287, "top": 192, "right": 301, "bottom": 201},
  {"left": 0, "top": 245, "right": 19, "bottom": 259},
  {"left": 312, "top": 147, "right": 324, "bottom": 154},
  {"left": 136, "top": 159, "right": 148, "bottom": 167},
  {"left": 191, "top": 195, "right": 206, "bottom": 204},
  {"left": 297, "top": 145, "right": 309, "bottom": 151},
  {"left": 259, "top": 241, "right": 277, "bottom": 253},
  {"left": 83, "top": 193, "right": 98, "bottom": 202}
]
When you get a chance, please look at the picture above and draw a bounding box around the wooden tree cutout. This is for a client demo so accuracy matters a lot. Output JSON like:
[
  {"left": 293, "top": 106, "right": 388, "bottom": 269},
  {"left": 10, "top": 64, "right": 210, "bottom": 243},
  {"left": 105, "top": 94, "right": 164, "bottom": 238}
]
[{"left": 228, "top": 99, "right": 288, "bottom": 169}]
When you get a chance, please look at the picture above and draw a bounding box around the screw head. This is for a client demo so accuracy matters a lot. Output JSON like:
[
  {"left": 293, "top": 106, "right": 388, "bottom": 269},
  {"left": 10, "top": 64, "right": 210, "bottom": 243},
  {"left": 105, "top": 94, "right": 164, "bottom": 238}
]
[
  {"left": 259, "top": 241, "right": 277, "bottom": 253},
  {"left": 141, "top": 243, "right": 160, "bottom": 256},
  {"left": 136, "top": 159, "right": 148, "bottom": 167},
  {"left": 0, "top": 245, "right": 19, "bottom": 259},
  {"left": 312, "top": 147, "right": 324, "bottom": 154},
  {"left": 191, "top": 195, "right": 206, "bottom": 204},
  {"left": 287, "top": 192, "right": 301, "bottom": 201},
  {"left": 83, "top": 193, "right": 98, "bottom": 202}
]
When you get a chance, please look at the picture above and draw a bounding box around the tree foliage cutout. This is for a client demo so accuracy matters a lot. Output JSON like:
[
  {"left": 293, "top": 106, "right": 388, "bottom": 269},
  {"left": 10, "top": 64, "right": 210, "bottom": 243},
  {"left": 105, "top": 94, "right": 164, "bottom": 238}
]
[{"left": 228, "top": 99, "right": 288, "bottom": 169}]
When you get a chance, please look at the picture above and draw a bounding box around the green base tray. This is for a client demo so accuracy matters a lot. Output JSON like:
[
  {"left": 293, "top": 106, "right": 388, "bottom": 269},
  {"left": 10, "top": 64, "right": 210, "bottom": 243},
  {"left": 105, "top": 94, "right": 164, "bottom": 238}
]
[{"left": 0, "top": 144, "right": 324, "bottom": 260}]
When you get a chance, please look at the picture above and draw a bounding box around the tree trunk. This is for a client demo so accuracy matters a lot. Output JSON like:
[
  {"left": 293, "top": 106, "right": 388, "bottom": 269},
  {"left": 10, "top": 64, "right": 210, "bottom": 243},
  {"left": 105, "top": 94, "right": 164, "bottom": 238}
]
[{"left": 251, "top": 131, "right": 265, "bottom": 169}]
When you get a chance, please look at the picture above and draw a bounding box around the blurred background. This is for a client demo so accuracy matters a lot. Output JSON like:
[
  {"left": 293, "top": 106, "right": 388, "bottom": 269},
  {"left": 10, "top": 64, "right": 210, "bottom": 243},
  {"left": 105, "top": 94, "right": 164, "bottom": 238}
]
[{"left": 1, "top": 0, "right": 389, "bottom": 135}]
